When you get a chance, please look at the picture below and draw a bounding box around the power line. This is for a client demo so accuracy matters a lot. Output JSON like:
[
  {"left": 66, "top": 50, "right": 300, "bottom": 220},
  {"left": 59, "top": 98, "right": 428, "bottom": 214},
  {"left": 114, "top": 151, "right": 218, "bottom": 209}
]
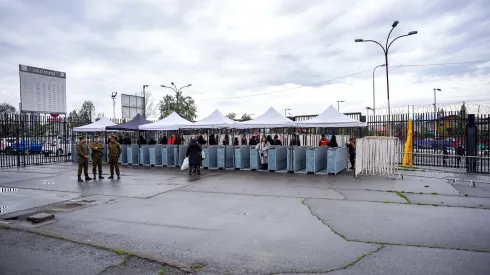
[{"left": 195, "top": 59, "right": 490, "bottom": 101}]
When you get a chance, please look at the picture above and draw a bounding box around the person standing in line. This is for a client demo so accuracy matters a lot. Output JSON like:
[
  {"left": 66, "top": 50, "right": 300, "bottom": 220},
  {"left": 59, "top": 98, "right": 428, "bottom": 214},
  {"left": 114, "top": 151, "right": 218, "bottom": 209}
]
[
  {"left": 328, "top": 135, "right": 339, "bottom": 148},
  {"left": 209, "top": 134, "right": 217, "bottom": 145},
  {"left": 241, "top": 134, "right": 247, "bottom": 145},
  {"left": 266, "top": 135, "right": 275, "bottom": 146},
  {"left": 198, "top": 135, "right": 207, "bottom": 145},
  {"left": 90, "top": 135, "right": 104, "bottom": 179},
  {"left": 249, "top": 135, "right": 258, "bottom": 146},
  {"left": 123, "top": 134, "right": 132, "bottom": 145},
  {"left": 456, "top": 143, "right": 465, "bottom": 167},
  {"left": 222, "top": 134, "right": 230, "bottom": 145},
  {"left": 273, "top": 135, "right": 282, "bottom": 146},
  {"left": 346, "top": 137, "right": 356, "bottom": 170},
  {"left": 108, "top": 135, "right": 122, "bottom": 179},
  {"left": 233, "top": 137, "right": 240, "bottom": 146},
  {"left": 319, "top": 134, "right": 329, "bottom": 146},
  {"left": 256, "top": 136, "right": 271, "bottom": 171},
  {"left": 168, "top": 134, "right": 176, "bottom": 145},
  {"left": 77, "top": 136, "right": 92, "bottom": 182},
  {"left": 186, "top": 138, "right": 203, "bottom": 176}
]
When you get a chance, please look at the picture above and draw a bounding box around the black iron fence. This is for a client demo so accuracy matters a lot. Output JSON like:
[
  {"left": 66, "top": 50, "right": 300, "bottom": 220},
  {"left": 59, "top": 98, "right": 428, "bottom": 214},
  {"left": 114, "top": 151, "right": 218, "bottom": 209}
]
[{"left": 0, "top": 114, "right": 89, "bottom": 168}]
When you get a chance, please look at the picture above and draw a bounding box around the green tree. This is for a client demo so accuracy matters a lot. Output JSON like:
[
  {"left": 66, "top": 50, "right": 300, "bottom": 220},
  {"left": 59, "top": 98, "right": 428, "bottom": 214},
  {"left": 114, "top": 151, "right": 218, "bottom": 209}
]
[
  {"left": 0, "top": 103, "right": 16, "bottom": 115},
  {"left": 79, "top": 101, "right": 95, "bottom": 122},
  {"left": 226, "top": 113, "right": 237, "bottom": 120},
  {"left": 158, "top": 93, "right": 197, "bottom": 121},
  {"left": 240, "top": 113, "right": 252, "bottom": 121}
]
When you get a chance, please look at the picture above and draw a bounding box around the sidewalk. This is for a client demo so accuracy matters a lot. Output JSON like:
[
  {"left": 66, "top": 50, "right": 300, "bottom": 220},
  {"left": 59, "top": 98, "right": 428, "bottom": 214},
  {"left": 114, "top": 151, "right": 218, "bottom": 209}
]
[{"left": 1, "top": 163, "right": 490, "bottom": 274}]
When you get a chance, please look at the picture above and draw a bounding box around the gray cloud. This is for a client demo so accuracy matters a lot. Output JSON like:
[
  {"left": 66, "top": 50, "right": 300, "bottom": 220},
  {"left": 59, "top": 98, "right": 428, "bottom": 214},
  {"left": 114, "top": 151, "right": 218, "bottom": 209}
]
[{"left": 0, "top": 0, "right": 489, "bottom": 119}]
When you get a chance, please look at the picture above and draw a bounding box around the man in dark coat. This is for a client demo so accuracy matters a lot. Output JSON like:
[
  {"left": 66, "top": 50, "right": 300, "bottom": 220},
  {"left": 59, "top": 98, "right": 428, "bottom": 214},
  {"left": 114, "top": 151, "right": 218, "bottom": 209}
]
[
  {"left": 249, "top": 136, "right": 258, "bottom": 146},
  {"left": 273, "top": 135, "right": 282, "bottom": 146},
  {"left": 186, "top": 138, "right": 203, "bottom": 175}
]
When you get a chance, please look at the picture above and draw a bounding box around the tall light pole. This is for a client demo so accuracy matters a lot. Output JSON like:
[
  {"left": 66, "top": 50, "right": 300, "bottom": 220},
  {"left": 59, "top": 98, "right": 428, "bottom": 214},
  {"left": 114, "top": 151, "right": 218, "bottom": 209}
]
[
  {"left": 337, "top": 100, "right": 345, "bottom": 111},
  {"left": 355, "top": 21, "right": 418, "bottom": 136},
  {"left": 160, "top": 82, "right": 192, "bottom": 115},
  {"left": 284, "top": 108, "right": 291, "bottom": 117},
  {"left": 111, "top": 92, "right": 117, "bottom": 119},
  {"left": 142, "top": 85, "right": 149, "bottom": 118},
  {"left": 372, "top": 64, "right": 386, "bottom": 117},
  {"left": 433, "top": 88, "right": 441, "bottom": 137}
]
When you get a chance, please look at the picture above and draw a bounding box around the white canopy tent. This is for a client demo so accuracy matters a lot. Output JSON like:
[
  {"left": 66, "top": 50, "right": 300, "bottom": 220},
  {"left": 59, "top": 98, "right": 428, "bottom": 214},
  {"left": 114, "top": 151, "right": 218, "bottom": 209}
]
[
  {"left": 182, "top": 109, "right": 234, "bottom": 129},
  {"left": 73, "top": 117, "right": 117, "bottom": 132},
  {"left": 139, "top": 112, "right": 192, "bottom": 131},
  {"left": 296, "top": 105, "right": 367, "bottom": 128},
  {"left": 233, "top": 107, "right": 295, "bottom": 129}
]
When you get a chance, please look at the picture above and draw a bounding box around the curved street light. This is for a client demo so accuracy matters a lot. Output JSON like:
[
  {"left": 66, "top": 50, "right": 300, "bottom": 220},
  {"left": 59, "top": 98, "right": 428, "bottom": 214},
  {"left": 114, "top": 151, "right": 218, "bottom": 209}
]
[
  {"left": 372, "top": 64, "right": 386, "bottom": 118},
  {"left": 355, "top": 20, "right": 418, "bottom": 135},
  {"left": 160, "top": 83, "right": 192, "bottom": 115}
]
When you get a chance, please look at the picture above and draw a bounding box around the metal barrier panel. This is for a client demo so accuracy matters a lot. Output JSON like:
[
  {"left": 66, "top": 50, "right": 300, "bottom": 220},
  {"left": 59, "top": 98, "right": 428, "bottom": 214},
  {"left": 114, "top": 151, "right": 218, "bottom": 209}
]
[
  {"left": 154, "top": 145, "right": 162, "bottom": 166},
  {"left": 103, "top": 145, "right": 108, "bottom": 163},
  {"left": 234, "top": 146, "right": 251, "bottom": 169},
  {"left": 140, "top": 145, "right": 150, "bottom": 166},
  {"left": 292, "top": 146, "right": 307, "bottom": 173},
  {"left": 327, "top": 147, "right": 348, "bottom": 175},
  {"left": 306, "top": 147, "right": 328, "bottom": 173},
  {"left": 161, "top": 145, "right": 167, "bottom": 166},
  {"left": 203, "top": 146, "right": 209, "bottom": 168},
  {"left": 218, "top": 145, "right": 234, "bottom": 169},
  {"left": 208, "top": 145, "right": 218, "bottom": 169},
  {"left": 149, "top": 146, "right": 156, "bottom": 166},
  {"left": 177, "top": 145, "right": 186, "bottom": 167},
  {"left": 130, "top": 144, "right": 139, "bottom": 165},
  {"left": 250, "top": 148, "right": 260, "bottom": 170},
  {"left": 268, "top": 146, "right": 288, "bottom": 171},
  {"left": 166, "top": 145, "right": 176, "bottom": 167},
  {"left": 121, "top": 145, "right": 128, "bottom": 165}
]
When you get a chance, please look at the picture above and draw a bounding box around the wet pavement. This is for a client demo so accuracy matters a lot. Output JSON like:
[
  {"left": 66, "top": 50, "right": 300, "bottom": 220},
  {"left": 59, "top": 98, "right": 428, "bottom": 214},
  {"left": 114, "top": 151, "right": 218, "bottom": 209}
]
[{"left": 1, "top": 162, "right": 490, "bottom": 274}]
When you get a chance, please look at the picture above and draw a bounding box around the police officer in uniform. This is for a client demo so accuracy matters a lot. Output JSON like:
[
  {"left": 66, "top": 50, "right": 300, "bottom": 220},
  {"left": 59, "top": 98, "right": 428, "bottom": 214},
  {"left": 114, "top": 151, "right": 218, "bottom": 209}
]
[
  {"left": 108, "top": 135, "right": 122, "bottom": 179},
  {"left": 90, "top": 135, "right": 104, "bottom": 179},
  {"left": 77, "top": 136, "right": 92, "bottom": 182}
]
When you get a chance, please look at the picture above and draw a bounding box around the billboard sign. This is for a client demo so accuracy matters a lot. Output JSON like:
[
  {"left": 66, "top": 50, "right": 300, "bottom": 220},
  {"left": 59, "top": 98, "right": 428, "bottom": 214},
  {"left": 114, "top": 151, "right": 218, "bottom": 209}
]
[
  {"left": 19, "top": 64, "right": 67, "bottom": 114},
  {"left": 121, "top": 94, "right": 145, "bottom": 119}
]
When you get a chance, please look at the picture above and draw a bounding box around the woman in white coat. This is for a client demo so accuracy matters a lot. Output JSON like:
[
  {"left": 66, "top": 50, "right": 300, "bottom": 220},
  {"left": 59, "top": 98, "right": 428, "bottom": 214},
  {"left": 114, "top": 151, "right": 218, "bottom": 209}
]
[{"left": 256, "top": 136, "right": 271, "bottom": 171}]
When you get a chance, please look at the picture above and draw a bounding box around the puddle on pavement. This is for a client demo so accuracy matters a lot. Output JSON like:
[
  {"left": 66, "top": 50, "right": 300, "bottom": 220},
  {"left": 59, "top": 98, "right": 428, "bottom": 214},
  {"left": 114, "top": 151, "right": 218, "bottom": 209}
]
[
  {"left": 42, "top": 180, "right": 55, "bottom": 185},
  {"left": 0, "top": 187, "right": 19, "bottom": 193},
  {"left": 0, "top": 206, "right": 7, "bottom": 214}
]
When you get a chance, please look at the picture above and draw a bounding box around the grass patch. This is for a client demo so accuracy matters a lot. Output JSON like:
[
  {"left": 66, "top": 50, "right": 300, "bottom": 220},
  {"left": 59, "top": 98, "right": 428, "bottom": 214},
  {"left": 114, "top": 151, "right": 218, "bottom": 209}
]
[
  {"left": 191, "top": 263, "right": 207, "bottom": 270},
  {"left": 158, "top": 267, "right": 166, "bottom": 275},
  {"left": 431, "top": 204, "right": 440, "bottom": 207},
  {"left": 113, "top": 248, "right": 130, "bottom": 255},
  {"left": 395, "top": 192, "right": 411, "bottom": 204},
  {"left": 431, "top": 193, "right": 438, "bottom": 195},
  {"left": 464, "top": 194, "right": 469, "bottom": 197}
]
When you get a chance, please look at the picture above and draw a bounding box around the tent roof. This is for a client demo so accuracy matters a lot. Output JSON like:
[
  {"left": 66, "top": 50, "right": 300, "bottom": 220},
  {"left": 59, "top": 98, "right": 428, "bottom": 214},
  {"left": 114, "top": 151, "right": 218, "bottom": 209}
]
[
  {"left": 139, "top": 112, "right": 192, "bottom": 131},
  {"left": 182, "top": 109, "right": 234, "bottom": 129},
  {"left": 233, "top": 107, "right": 295, "bottom": 129},
  {"left": 296, "top": 105, "right": 367, "bottom": 127},
  {"left": 106, "top": 113, "right": 151, "bottom": 131},
  {"left": 73, "top": 117, "right": 116, "bottom": 132}
]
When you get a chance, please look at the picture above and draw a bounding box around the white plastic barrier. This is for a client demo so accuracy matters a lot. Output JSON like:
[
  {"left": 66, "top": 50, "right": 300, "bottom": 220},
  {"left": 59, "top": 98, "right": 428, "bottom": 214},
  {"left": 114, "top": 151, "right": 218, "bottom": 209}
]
[{"left": 355, "top": 136, "right": 400, "bottom": 177}]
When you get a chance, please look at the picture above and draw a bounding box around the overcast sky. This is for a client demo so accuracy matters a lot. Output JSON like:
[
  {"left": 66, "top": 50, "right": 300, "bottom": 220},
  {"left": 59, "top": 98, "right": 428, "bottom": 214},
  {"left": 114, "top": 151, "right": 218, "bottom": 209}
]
[{"left": 1, "top": 0, "right": 489, "bottom": 119}]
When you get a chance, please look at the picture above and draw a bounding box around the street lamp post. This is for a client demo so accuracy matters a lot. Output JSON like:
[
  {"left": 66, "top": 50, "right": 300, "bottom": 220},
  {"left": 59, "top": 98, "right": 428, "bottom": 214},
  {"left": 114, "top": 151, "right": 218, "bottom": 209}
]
[
  {"left": 111, "top": 92, "right": 117, "bottom": 119},
  {"left": 284, "top": 108, "right": 291, "bottom": 117},
  {"left": 433, "top": 88, "right": 441, "bottom": 137},
  {"left": 337, "top": 100, "right": 345, "bottom": 111},
  {"left": 355, "top": 21, "right": 417, "bottom": 136},
  {"left": 372, "top": 64, "right": 386, "bottom": 117},
  {"left": 142, "top": 85, "right": 149, "bottom": 117},
  {"left": 160, "top": 82, "right": 192, "bottom": 115}
]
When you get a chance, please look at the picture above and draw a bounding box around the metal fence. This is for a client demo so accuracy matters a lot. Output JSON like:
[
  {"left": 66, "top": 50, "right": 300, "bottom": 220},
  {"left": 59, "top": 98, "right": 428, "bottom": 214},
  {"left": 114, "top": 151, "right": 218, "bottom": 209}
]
[{"left": 0, "top": 114, "right": 90, "bottom": 168}]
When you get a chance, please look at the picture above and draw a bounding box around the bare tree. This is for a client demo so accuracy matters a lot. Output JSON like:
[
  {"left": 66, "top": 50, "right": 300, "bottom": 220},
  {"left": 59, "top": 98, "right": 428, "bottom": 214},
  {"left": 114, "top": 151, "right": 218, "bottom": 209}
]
[{"left": 137, "top": 89, "right": 158, "bottom": 119}]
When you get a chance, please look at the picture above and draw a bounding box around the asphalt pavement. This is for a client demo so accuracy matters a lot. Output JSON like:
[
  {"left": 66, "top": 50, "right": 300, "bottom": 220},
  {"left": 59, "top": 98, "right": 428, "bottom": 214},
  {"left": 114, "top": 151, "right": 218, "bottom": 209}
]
[{"left": 1, "top": 163, "right": 490, "bottom": 274}]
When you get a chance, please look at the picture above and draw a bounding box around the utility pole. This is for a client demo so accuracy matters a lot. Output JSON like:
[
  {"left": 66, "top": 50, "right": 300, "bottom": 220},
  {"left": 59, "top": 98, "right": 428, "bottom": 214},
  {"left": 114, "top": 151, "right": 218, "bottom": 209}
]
[
  {"left": 337, "top": 100, "right": 345, "bottom": 111},
  {"left": 433, "top": 88, "right": 441, "bottom": 137},
  {"left": 142, "top": 85, "right": 149, "bottom": 118}
]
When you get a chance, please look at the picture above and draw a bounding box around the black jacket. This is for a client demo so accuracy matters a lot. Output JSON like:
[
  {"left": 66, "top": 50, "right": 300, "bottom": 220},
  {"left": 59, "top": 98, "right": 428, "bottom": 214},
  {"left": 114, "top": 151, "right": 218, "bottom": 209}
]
[
  {"left": 186, "top": 140, "right": 203, "bottom": 165},
  {"left": 273, "top": 138, "right": 282, "bottom": 146},
  {"left": 209, "top": 136, "right": 218, "bottom": 145},
  {"left": 249, "top": 138, "right": 258, "bottom": 146}
]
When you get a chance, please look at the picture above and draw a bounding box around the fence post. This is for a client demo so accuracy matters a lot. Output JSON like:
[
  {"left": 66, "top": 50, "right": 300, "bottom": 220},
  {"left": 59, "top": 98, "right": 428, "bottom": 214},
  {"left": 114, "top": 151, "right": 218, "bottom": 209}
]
[
  {"left": 466, "top": 114, "right": 477, "bottom": 173},
  {"left": 360, "top": 115, "right": 366, "bottom": 137}
]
